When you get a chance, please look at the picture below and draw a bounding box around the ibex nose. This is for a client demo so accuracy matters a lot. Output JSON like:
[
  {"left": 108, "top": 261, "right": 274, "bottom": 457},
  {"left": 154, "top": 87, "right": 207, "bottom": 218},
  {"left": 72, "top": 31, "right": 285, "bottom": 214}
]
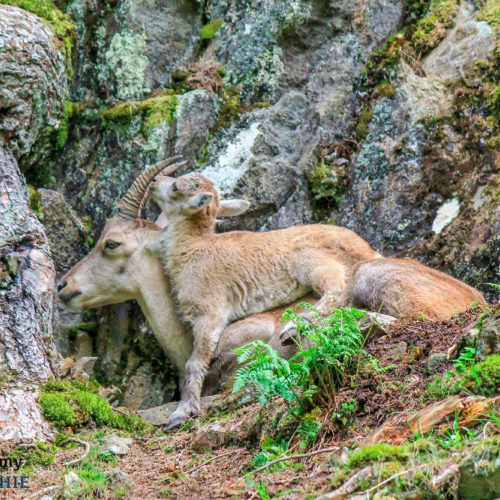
[{"left": 57, "top": 280, "right": 67, "bottom": 292}]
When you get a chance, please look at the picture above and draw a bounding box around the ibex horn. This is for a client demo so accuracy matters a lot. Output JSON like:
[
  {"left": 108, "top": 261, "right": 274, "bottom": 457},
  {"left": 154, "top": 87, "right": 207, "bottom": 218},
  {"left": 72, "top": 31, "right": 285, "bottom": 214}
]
[{"left": 116, "top": 156, "right": 187, "bottom": 219}]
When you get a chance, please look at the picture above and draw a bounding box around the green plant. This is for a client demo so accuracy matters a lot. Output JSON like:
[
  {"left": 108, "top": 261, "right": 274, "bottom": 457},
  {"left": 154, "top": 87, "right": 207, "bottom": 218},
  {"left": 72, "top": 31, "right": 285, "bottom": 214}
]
[
  {"left": 234, "top": 305, "right": 366, "bottom": 463},
  {"left": 245, "top": 475, "right": 271, "bottom": 500},
  {"left": 454, "top": 346, "right": 477, "bottom": 371},
  {"left": 234, "top": 305, "right": 365, "bottom": 411},
  {"left": 250, "top": 437, "right": 289, "bottom": 471},
  {"left": 332, "top": 399, "right": 356, "bottom": 426}
]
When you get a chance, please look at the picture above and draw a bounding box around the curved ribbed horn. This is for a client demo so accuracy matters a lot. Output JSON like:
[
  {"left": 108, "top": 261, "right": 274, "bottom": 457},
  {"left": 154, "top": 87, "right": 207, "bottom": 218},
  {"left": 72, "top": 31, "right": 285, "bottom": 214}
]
[{"left": 116, "top": 156, "right": 186, "bottom": 219}]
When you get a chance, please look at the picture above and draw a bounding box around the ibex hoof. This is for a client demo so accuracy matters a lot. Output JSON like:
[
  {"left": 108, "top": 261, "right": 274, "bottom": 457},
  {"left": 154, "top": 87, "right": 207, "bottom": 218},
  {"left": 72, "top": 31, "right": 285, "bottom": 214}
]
[{"left": 163, "top": 402, "right": 199, "bottom": 432}]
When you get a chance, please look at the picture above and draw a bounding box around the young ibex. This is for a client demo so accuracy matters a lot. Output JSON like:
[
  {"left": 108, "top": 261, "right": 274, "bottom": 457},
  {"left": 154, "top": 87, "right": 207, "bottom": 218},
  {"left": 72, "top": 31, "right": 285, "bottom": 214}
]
[
  {"left": 149, "top": 172, "right": 380, "bottom": 427},
  {"left": 59, "top": 157, "right": 308, "bottom": 394}
]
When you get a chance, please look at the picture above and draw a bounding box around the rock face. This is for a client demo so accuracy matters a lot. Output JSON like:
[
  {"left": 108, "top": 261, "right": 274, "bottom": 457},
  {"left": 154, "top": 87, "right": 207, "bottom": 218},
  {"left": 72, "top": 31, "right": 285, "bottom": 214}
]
[
  {"left": 0, "top": 4, "right": 69, "bottom": 442},
  {"left": 0, "top": 5, "right": 68, "bottom": 172},
  {"left": 0, "top": 149, "right": 56, "bottom": 441}
]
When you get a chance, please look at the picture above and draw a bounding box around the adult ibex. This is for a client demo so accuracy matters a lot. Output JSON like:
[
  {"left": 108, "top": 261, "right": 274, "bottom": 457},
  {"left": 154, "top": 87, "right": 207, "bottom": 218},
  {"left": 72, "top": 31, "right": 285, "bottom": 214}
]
[
  {"left": 58, "top": 157, "right": 310, "bottom": 395},
  {"left": 150, "top": 172, "right": 486, "bottom": 428}
]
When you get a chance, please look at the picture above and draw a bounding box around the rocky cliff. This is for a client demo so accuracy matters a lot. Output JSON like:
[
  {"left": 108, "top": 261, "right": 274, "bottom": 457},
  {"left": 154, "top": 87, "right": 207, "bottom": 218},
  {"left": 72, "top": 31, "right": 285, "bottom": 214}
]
[{"left": 0, "top": 0, "right": 498, "bottom": 410}]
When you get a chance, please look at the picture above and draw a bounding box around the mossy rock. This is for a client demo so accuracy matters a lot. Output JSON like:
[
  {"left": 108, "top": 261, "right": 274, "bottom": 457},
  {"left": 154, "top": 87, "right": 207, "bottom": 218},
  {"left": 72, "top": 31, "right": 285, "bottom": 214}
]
[
  {"left": 0, "top": 0, "right": 75, "bottom": 73},
  {"left": 100, "top": 93, "right": 178, "bottom": 132},
  {"left": 348, "top": 443, "right": 411, "bottom": 466},
  {"left": 459, "top": 436, "right": 500, "bottom": 499},
  {"left": 39, "top": 379, "right": 147, "bottom": 432}
]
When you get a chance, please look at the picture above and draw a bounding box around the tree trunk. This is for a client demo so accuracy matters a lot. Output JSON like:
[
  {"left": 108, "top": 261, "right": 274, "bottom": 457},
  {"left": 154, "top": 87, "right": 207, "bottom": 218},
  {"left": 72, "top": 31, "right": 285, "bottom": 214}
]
[{"left": 0, "top": 147, "right": 56, "bottom": 441}]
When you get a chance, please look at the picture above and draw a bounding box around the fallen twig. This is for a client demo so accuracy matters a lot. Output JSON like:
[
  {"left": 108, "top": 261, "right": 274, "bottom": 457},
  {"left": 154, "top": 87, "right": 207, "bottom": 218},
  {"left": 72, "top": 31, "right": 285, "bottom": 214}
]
[
  {"left": 61, "top": 438, "right": 90, "bottom": 466},
  {"left": 187, "top": 450, "right": 235, "bottom": 474},
  {"left": 358, "top": 464, "right": 428, "bottom": 497},
  {"left": 251, "top": 446, "right": 340, "bottom": 474},
  {"left": 318, "top": 466, "right": 373, "bottom": 499},
  {"left": 27, "top": 484, "right": 61, "bottom": 499}
]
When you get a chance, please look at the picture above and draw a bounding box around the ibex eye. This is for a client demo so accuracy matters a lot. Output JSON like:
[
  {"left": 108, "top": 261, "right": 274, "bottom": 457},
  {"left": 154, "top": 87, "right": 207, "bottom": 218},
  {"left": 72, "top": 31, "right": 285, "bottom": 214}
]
[
  {"left": 105, "top": 240, "right": 121, "bottom": 249},
  {"left": 172, "top": 182, "right": 179, "bottom": 192}
]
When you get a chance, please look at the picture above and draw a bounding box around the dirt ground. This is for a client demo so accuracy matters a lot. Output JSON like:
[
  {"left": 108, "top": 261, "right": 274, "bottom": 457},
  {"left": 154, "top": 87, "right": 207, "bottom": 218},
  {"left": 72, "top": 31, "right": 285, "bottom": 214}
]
[{"left": 3, "top": 308, "right": 497, "bottom": 499}]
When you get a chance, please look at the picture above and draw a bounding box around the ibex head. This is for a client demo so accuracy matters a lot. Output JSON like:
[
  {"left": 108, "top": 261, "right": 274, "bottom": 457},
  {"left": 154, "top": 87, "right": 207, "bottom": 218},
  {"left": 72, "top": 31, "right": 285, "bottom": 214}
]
[
  {"left": 149, "top": 173, "right": 241, "bottom": 222},
  {"left": 58, "top": 156, "right": 186, "bottom": 309},
  {"left": 58, "top": 158, "right": 250, "bottom": 310}
]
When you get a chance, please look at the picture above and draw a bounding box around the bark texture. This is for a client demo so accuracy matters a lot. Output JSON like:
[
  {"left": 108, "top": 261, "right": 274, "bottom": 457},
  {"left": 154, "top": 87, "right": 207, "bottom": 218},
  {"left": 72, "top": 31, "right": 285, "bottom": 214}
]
[{"left": 0, "top": 148, "right": 56, "bottom": 441}]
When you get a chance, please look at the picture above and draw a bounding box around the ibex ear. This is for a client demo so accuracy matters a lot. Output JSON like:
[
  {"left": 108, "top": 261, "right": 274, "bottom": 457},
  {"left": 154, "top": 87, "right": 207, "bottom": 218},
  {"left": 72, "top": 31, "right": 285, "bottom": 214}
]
[
  {"left": 187, "top": 192, "right": 214, "bottom": 212},
  {"left": 218, "top": 199, "right": 251, "bottom": 217},
  {"left": 154, "top": 213, "right": 168, "bottom": 228}
]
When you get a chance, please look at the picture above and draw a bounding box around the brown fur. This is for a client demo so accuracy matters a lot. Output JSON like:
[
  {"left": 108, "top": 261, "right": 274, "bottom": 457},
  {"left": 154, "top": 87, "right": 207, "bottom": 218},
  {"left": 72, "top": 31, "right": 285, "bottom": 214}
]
[
  {"left": 150, "top": 173, "right": 379, "bottom": 427},
  {"left": 341, "top": 257, "right": 485, "bottom": 321}
]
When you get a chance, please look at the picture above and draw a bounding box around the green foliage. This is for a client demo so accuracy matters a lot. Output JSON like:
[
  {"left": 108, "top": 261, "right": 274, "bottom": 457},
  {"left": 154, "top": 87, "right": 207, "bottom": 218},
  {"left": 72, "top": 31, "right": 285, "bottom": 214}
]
[
  {"left": 234, "top": 305, "right": 366, "bottom": 462},
  {"left": 426, "top": 354, "right": 500, "bottom": 400},
  {"left": 9, "top": 442, "right": 57, "bottom": 470},
  {"left": 250, "top": 437, "right": 289, "bottom": 471},
  {"left": 235, "top": 305, "right": 365, "bottom": 412},
  {"left": 200, "top": 18, "right": 222, "bottom": 40},
  {"left": 0, "top": 0, "right": 75, "bottom": 73},
  {"left": 476, "top": 0, "right": 500, "bottom": 29},
  {"left": 100, "top": 92, "right": 178, "bottom": 132},
  {"left": 373, "top": 80, "right": 396, "bottom": 99},
  {"left": 39, "top": 392, "right": 77, "bottom": 427},
  {"left": 296, "top": 409, "right": 322, "bottom": 449},
  {"left": 412, "top": 0, "right": 459, "bottom": 53},
  {"left": 348, "top": 443, "right": 411, "bottom": 466},
  {"left": 55, "top": 101, "right": 84, "bottom": 149},
  {"left": 463, "top": 354, "right": 500, "bottom": 395},
  {"left": 454, "top": 346, "right": 477, "bottom": 372},
  {"left": 39, "top": 379, "right": 147, "bottom": 432},
  {"left": 332, "top": 398, "right": 357, "bottom": 426},
  {"left": 309, "top": 162, "right": 345, "bottom": 206}
]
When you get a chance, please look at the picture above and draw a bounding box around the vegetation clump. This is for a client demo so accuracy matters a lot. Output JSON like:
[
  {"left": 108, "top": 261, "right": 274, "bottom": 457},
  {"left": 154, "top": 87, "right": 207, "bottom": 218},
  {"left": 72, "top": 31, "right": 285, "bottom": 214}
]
[
  {"left": 39, "top": 379, "right": 147, "bottom": 432},
  {"left": 412, "top": 0, "right": 459, "bottom": 52},
  {"left": 309, "top": 161, "right": 347, "bottom": 208},
  {"left": 100, "top": 92, "right": 178, "bottom": 132},
  {"left": 200, "top": 18, "right": 223, "bottom": 40},
  {"left": 234, "top": 305, "right": 366, "bottom": 457},
  {"left": 348, "top": 443, "right": 411, "bottom": 466},
  {"left": 355, "top": 108, "right": 373, "bottom": 141},
  {"left": 476, "top": 0, "right": 500, "bottom": 29}
]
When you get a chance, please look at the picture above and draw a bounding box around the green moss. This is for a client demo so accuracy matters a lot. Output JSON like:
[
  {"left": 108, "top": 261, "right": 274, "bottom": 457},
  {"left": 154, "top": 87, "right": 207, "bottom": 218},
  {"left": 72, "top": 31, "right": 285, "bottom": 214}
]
[
  {"left": 39, "top": 379, "right": 148, "bottom": 432},
  {"left": 373, "top": 80, "right": 396, "bottom": 99},
  {"left": 462, "top": 354, "right": 500, "bottom": 395},
  {"left": 412, "top": 0, "right": 459, "bottom": 53},
  {"left": 309, "top": 162, "right": 344, "bottom": 204},
  {"left": 426, "top": 354, "right": 500, "bottom": 399},
  {"left": 200, "top": 18, "right": 222, "bottom": 40},
  {"left": 56, "top": 101, "right": 83, "bottom": 149},
  {"left": 355, "top": 108, "right": 373, "bottom": 141},
  {"left": 28, "top": 185, "right": 43, "bottom": 219},
  {"left": 40, "top": 392, "right": 77, "bottom": 427},
  {"left": 100, "top": 92, "right": 178, "bottom": 132},
  {"left": 143, "top": 94, "right": 179, "bottom": 129},
  {"left": 348, "top": 444, "right": 410, "bottom": 466},
  {"left": 476, "top": 0, "right": 500, "bottom": 29},
  {"left": 0, "top": 0, "right": 75, "bottom": 74}
]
